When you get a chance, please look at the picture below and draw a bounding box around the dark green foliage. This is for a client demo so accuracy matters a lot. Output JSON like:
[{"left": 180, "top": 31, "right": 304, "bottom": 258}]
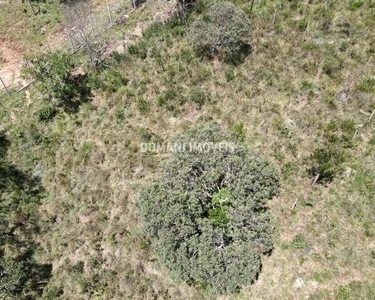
[
  {"left": 298, "top": 19, "right": 308, "bottom": 31},
  {"left": 309, "top": 147, "right": 346, "bottom": 183},
  {"left": 0, "top": 258, "right": 28, "bottom": 297},
  {"left": 137, "top": 125, "right": 279, "bottom": 294},
  {"left": 225, "top": 67, "right": 235, "bottom": 81},
  {"left": 34, "top": 105, "right": 57, "bottom": 122},
  {"left": 177, "top": 0, "right": 197, "bottom": 15},
  {"left": 368, "top": 41, "right": 375, "bottom": 54},
  {"left": 0, "top": 132, "right": 9, "bottom": 160},
  {"left": 23, "top": 51, "right": 91, "bottom": 112},
  {"left": 157, "top": 88, "right": 184, "bottom": 111},
  {"left": 189, "top": 87, "right": 210, "bottom": 107},
  {"left": 189, "top": 2, "right": 251, "bottom": 63},
  {"left": 91, "top": 69, "right": 128, "bottom": 93},
  {"left": 128, "top": 41, "right": 148, "bottom": 59},
  {"left": 309, "top": 120, "right": 356, "bottom": 183}
]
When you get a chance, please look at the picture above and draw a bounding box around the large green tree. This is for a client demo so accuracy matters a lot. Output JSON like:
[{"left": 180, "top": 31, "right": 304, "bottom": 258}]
[
  {"left": 189, "top": 2, "right": 251, "bottom": 63},
  {"left": 23, "top": 51, "right": 91, "bottom": 113},
  {"left": 137, "top": 125, "right": 279, "bottom": 294}
]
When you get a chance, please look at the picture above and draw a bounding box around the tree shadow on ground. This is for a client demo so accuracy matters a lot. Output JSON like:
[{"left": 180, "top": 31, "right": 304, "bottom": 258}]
[{"left": 0, "top": 131, "right": 52, "bottom": 299}]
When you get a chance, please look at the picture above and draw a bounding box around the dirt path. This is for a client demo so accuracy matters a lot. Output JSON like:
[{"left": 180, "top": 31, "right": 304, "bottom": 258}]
[{"left": 0, "top": 41, "right": 25, "bottom": 89}]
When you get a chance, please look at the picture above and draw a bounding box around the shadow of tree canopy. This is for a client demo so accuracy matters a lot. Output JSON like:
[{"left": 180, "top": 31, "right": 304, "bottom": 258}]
[{"left": 0, "top": 131, "right": 52, "bottom": 299}]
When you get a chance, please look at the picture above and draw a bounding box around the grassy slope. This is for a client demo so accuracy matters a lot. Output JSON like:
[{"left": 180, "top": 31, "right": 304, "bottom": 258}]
[
  {"left": 1, "top": 0, "right": 375, "bottom": 299},
  {"left": 0, "top": 0, "right": 61, "bottom": 51}
]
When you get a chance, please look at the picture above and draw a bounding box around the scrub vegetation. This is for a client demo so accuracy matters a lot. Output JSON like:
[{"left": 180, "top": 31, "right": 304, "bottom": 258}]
[{"left": 1, "top": 0, "right": 375, "bottom": 299}]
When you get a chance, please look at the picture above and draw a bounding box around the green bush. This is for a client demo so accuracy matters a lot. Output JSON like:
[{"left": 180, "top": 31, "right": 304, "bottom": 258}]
[
  {"left": 309, "top": 120, "right": 356, "bottom": 183},
  {"left": 337, "top": 285, "right": 352, "bottom": 300},
  {"left": 298, "top": 19, "right": 308, "bottom": 31},
  {"left": 91, "top": 69, "right": 128, "bottom": 93},
  {"left": 189, "top": 87, "right": 210, "bottom": 107},
  {"left": 128, "top": 41, "right": 148, "bottom": 59},
  {"left": 34, "top": 106, "right": 56, "bottom": 122},
  {"left": 309, "top": 146, "right": 346, "bottom": 183},
  {"left": 0, "top": 259, "right": 28, "bottom": 297},
  {"left": 189, "top": 2, "right": 251, "bottom": 63},
  {"left": 142, "top": 22, "right": 164, "bottom": 40},
  {"left": 292, "top": 234, "right": 308, "bottom": 249},
  {"left": 157, "top": 88, "right": 184, "bottom": 111},
  {"left": 23, "top": 51, "right": 91, "bottom": 112},
  {"left": 137, "top": 125, "right": 279, "bottom": 294}
]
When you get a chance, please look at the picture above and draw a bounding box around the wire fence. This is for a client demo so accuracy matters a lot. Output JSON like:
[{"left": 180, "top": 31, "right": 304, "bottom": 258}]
[{"left": 0, "top": 0, "right": 137, "bottom": 101}]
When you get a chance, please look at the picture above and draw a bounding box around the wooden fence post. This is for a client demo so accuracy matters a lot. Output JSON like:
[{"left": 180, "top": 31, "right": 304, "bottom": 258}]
[
  {"left": 67, "top": 31, "right": 75, "bottom": 51},
  {"left": 273, "top": 8, "right": 278, "bottom": 25},
  {"left": 0, "top": 77, "right": 10, "bottom": 95},
  {"left": 250, "top": 0, "right": 255, "bottom": 13},
  {"left": 27, "top": 0, "right": 37, "bottom": 15},
  {"left": 107, "top": 4, "right": 113, "bottom": 25}
]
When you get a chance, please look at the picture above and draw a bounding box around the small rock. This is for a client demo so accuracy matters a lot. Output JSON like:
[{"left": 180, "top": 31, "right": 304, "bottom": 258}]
[
  {"left": 116, "top": 16, "right": 127, "bottom": 25},
  {"left": 134, "top": 166, "right": 143, "bottom": 175},
  {"left": 115, "top": 43, "right": 125, "bottom": 54},
  {"left": 294, "top": 278, "right": 304, "bottom": 289},
  {"left": 337, "top": 91, "right": 349, "bottom": 102},
  {"left": 312, "top": 38, "right": 325, "bottom": 46},
  {"left": 308, "top": 280, "right": 319, "bottom": 289}
]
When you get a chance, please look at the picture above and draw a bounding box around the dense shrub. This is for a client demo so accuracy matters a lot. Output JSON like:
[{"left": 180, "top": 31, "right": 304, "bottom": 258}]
[
  {"left": 0, "top": 258, "right": 28, "bottom": 297},
  {"left": 34, "top": 106, "right": 57, "bottom": 122},
  {"left": 323, "top": 55, "right": 344, "bottom": 78},
  {"left": 189, "top": 2, "right": 251, "bottom": 63},
  {"left": 23, "top": 51, "right": 91, "bottom": 112},
  {"left": 128, "top": 41, "right": 148, "bottom": 59},
  {"left": 309, "top": 120, "right": 356, "bottom": 183},
  {"left": 90, "top": 69, "right": 128, "bottom": 93},
  {"left": 189, "top": 87, "right": 210, "bottom": 107},
  {"left": 157, "top": 88, "right": 184, "bottom": 111},
  {"left": 309, "top": 147, "right": 346, "bottom": 183},
  {"left": 137, "top": 125, "right": 279, "bottom": 294}
]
